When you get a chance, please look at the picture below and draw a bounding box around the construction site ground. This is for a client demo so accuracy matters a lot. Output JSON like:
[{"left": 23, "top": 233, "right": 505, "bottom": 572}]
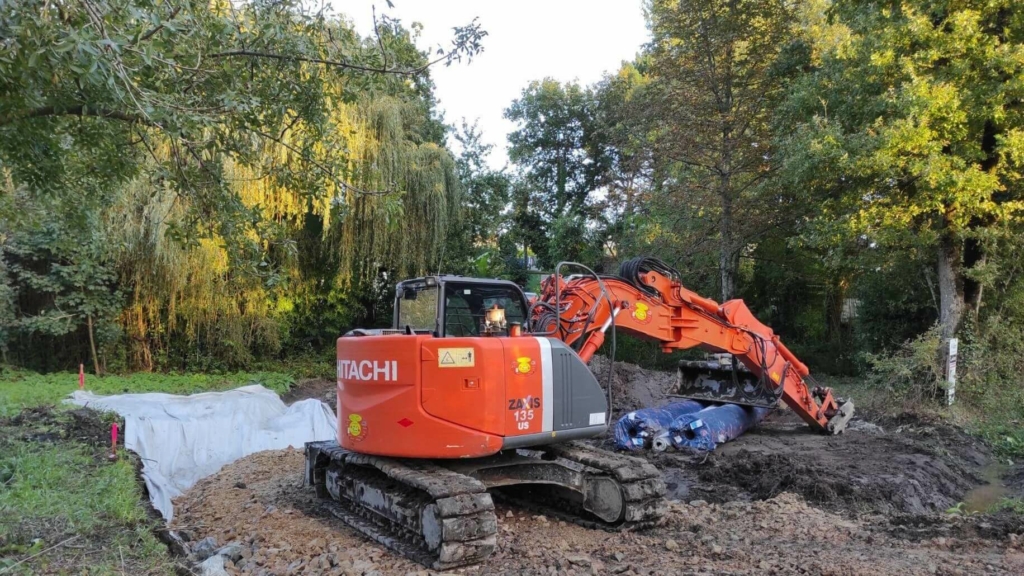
[{"left": 169, "top": 361, "right": 1024, "bottom": 576}]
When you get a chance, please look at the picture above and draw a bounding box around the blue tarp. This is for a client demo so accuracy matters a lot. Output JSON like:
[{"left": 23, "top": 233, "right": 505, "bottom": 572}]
[
  {"left": 667, "top": 404, "right": 772, "bottom": 452},
  {"left": 613, "top": 400, "right": 705, "bottom": 451}
]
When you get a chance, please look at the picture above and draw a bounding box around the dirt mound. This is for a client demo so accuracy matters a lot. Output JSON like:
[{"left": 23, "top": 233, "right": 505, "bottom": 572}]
[
  {"left": 5, "top": 405, "right": 116, "bottom": 447},
  {"left": 280, "top": 378, "right": 335, "bottom": 405},
  {"left": 640, "top": 407, "right": 992, "bottom": 516},
  {"left": 884, "top": 509, "right": 1024, "bottom": 542},
  {"left": 1007, "top": 465, "right": 1024, "bottom": 494},
  {"left": 576, "top": 359, "right": 998, "bottom": 517},
  {"left": 173, "top": 449, "right": 1024, "bottom": 575},
  {"left": 589, "top": 355, "right": 678, "bottom": 417},
  {"left": 697, "top": 447, "right": 975, "bottom": 514}
]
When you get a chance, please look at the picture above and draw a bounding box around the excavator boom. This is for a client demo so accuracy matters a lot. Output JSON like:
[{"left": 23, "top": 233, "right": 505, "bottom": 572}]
[{"left": 535, "top": 258, "right": 854, "bottom": 434}]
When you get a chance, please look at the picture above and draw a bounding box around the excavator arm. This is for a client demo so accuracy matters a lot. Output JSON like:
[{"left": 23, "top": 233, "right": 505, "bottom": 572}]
[{"left": 534, "top": 258, "right": 855, "bottom": 434}]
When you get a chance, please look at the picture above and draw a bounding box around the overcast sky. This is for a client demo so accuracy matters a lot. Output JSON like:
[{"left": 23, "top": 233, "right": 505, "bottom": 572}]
[{"left": 340, "top": 1, "right": 650, "bottom": 169}]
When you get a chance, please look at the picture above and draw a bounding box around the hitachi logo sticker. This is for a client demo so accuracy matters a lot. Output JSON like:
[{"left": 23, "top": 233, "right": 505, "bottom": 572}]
[{"left": 337, "top": 360, "right": 399, "bottom": 382}]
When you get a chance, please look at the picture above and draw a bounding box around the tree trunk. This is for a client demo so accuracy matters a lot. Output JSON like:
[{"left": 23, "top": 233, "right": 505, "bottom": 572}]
[
  {"left": 717, "top": 43, "right": 736, "bottom": 302},
  {"left": 936, "top": 237, "right": 965, "bottom": 340},
  {"left": 963, "top": 236, "right": 985, "bottom": 313},
  {"left": 719, "top": 175, "right": 736, "bottom": 301},
  {"left": 826, "top": 277, "right": 849, "bottom": 343},
  {"left": 86, "top": 313, "right": 101, "bottom": 377}
]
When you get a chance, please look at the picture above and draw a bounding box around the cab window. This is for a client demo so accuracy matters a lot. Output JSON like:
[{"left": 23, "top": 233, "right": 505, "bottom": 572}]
[
  {"left": 397, "top": 284, "right": 439, "bottom": 332},
  {"left": 443, "top": 283, "right": 526, "bottom": 337}
]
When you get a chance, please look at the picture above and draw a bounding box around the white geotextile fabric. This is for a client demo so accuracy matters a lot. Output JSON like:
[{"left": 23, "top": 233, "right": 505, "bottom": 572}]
[{"left": 66, "top": 385, "right": 337, "bottom": 521}]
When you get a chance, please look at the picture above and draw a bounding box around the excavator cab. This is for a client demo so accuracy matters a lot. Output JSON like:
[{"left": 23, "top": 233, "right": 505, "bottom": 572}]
[{"left": 394, "top": 276, "right": 529, "bottom": 338}]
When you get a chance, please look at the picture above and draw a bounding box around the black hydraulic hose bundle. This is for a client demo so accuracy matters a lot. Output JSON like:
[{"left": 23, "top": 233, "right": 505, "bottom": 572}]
[
  {"left": 618, "top": 257, "right": 681, "bottom": 299},
  {"left": 527, "top": 299, "right": 561, "bottom": 339},
  {"left": 535, "top": 261, "right": 617, "bottom": 422}
]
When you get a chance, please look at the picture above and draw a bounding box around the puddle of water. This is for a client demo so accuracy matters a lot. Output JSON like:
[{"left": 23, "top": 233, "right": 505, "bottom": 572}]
[
  {"left": 962, "top": 463, "right": 1010, "bottom": 513},
  {"left": 661, "top": 468, "right": 692, "bottom": 501}
]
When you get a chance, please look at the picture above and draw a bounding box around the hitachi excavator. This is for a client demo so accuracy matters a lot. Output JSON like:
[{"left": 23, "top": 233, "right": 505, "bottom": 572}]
[{"left": 304, "top": 257, "right": 854, "bottom": 569}]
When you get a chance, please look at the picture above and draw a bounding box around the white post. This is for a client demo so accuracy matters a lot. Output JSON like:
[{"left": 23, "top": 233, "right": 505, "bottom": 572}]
[{"left": 945, "top": 338, "right": 958, "bottom": 406}]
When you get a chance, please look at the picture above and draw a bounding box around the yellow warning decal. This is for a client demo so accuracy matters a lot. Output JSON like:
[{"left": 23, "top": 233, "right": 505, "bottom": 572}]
[
  {"left": 438, "top": 347, "right": 475, "bottom": 368},
  {"left": 771, "top": 371, "right": 780, "bottom": 382}
]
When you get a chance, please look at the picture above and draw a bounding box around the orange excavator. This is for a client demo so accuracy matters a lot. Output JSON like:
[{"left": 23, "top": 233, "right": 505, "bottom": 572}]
[{"left": 304, "top": 257, "right": 854, "bottom": 569}]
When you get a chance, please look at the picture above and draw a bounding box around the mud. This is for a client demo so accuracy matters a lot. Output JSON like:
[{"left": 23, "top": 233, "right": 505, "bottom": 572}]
[
  {"left": 587, "top": 359, "right": 998, "bottom": 518},
  {"left": 1007, "top": 465, "right": 1024, "bottom": 494},
  {"left": 640, "top": 408, "right": 987, "bottom": 516},
  {"left": 589, "top": 355, "right": 679, "bottom": 418}
]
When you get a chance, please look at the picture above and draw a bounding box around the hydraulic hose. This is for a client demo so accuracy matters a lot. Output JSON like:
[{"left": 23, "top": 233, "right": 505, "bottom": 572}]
[
  {"left": 618, "top": 257, "right": 681, "bottom": 299},
  {"left": 553, "top": 261, "right": 618, "bottom": 423}
]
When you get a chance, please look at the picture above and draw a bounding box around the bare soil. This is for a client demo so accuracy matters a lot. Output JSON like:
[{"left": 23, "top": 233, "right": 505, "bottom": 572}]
[
  {"left": 5, "top": 405, "right": 118, "bottom": 447},
  {"left": 1008, "top": 466, "right": 1024, "bottom": 493},
  {"left": 172, "top": 449, "right": 1024, "bottom": 576},
  {"left": 169, "top": 360, "right": 1024, "bottom": 575},
  {"left": 637, "top": 409, "right": 991, "bottom": 516},
  {"left": 280, "top": 378, "right": 336, "bottom": 406},
  {"left": 589, "top": 355, "right": 679, "bottom": 418}
]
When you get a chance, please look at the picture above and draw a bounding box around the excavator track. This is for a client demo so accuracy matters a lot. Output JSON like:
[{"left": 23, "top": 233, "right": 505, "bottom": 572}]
[
  {"left": 306, "top": 440, "right": 666, "bottom": 569},
  {"left": 493, "top": 442, "right": 667, "bottom": 531},
  {"left": 305, "top": 441, "right": 497, "bottom": 570}
]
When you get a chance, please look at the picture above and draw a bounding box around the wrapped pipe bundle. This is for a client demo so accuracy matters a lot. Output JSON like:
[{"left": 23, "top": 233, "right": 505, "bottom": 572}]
[
  {"left": 667, "top": 404, "right": 772, "bottom": 452},
  {"left": 613, "top": 400, "right": 705, "bottom": 451}
]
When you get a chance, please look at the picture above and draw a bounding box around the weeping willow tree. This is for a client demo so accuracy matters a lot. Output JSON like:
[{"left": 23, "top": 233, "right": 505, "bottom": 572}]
[
  {"left": 239, "top": 95, "right": 462, "bottom": 351},
  {"left": 107, "top": 95, "right": 462, "bottom": 370},
  {"left": 338, "top": 97, "right": 462, "bottom": 281},
  {"left": 107, "top": 179, "right": 281, "bottom": 371},
  {"left": 234, "top": 96, "right": 461, "bottom": 276}
]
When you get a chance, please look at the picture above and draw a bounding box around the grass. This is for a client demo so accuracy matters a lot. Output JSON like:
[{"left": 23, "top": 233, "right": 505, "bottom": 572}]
[
  {"left": 823, "top": 370, "right": 1024, "bottom": 462},
  {"left": 0, "top": 368, "right": 294, "bottom": 418},
  {"left": 0, "top": 436, "right": 176, "bottom": 574},
  {"left": 974, "top": 420, "right": 1024, "bottom": 461},
  {"left": 959, "top": 368, "right": 1024, "bottom": 460},
  {"left": 0, "top": 368, "right": 300, "bottom": 574},
  {"left": 995, "top": 497, "right": 1024, "bottom": 514}
]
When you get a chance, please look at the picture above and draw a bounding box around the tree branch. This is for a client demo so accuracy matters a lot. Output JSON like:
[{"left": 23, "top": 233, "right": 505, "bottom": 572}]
[
  {"left": 138, "top": 6, "right": 182, "bottom": 43},
  {"left": 373, "top": 6, "right": 387, "bottom": 72},
  {"left": 0, "top": 105, "right": 157, "bottom": 127},
  {"left": 207, "top": 49, "right": 437, "bottom": 76}
]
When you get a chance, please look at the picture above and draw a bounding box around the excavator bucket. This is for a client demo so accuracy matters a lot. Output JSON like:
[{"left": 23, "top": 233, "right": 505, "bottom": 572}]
[{"left": 675, "top": 358, "right": 781, "bottom": 409}]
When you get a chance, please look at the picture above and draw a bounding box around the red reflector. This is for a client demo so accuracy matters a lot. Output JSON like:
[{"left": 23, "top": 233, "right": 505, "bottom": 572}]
[{"left": 397, "top": 418, "right": 414, "bottom": 428}]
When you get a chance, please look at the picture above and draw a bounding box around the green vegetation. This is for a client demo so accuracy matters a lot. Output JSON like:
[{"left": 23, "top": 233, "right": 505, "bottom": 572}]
[
  {"left": 0, "top": 444, "right": 170, "bottom": 570},
  {"left": 996, "top": 498, "right": 1024, "bottom": 514},
  {"left": 0, "top": 370, "right": 296, "bottom": 573},
  {"left": 494, "top": 0, "right": 1024, "bottom": 439},
  {"left": 0, "top": 369, "right": 293, "bottom": 418},
  {"left": 0, "top": 424, "right": 177, "bottom": 574},
  {"left": 0, "top": 0, "right": 484, "bottom": 374}
]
